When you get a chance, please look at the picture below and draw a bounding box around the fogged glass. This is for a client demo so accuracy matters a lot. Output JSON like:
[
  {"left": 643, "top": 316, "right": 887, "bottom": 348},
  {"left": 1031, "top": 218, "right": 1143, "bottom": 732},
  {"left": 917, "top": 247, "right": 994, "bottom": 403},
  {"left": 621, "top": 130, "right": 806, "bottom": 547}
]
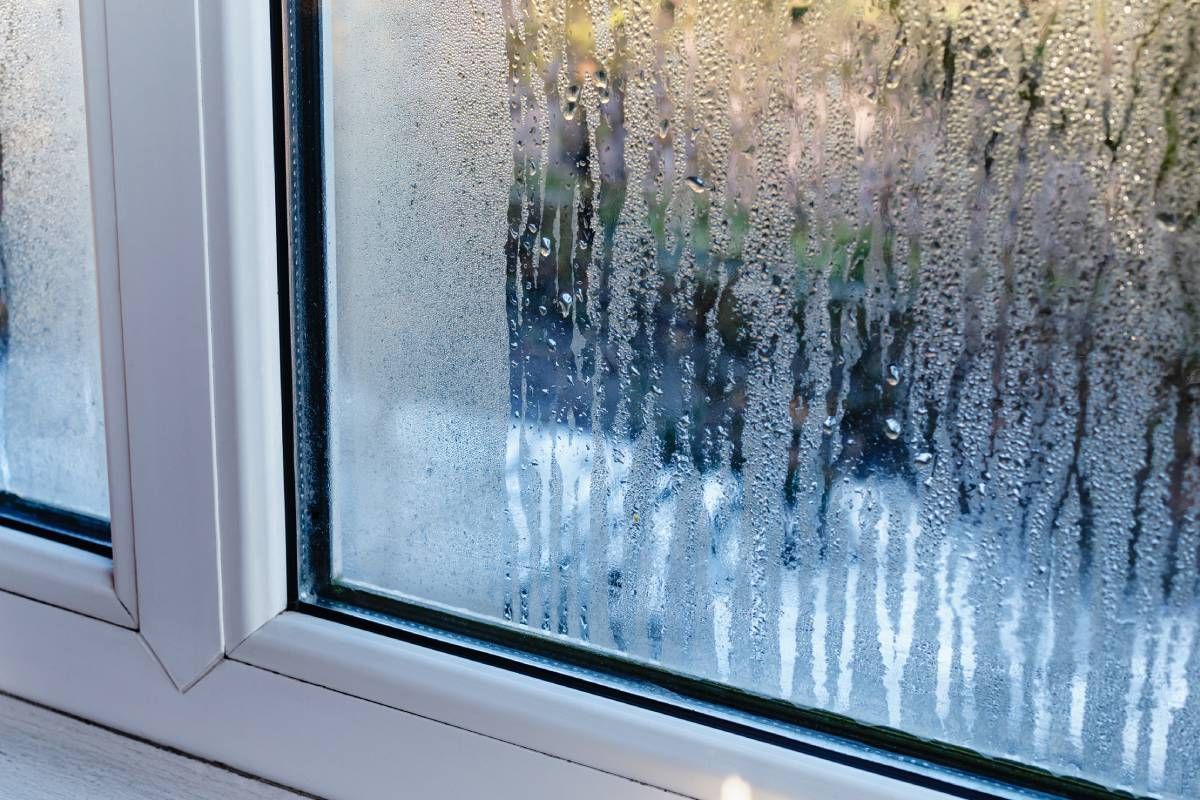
[
  {"left": 0, "top": 1, "right": 107, "bottom": 520},
  {"left": 323, "top": 2, "right": 1199, "bottom": 795}
]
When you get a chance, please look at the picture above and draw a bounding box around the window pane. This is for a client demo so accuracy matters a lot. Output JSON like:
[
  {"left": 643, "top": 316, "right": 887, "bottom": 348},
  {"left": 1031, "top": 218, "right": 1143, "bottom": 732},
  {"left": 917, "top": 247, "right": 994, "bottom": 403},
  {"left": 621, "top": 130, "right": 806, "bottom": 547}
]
[
  {"left": 308, "top": 2, "right": 1198, "bottom": 796},
  {"left": 0, "top": 0, "right": 108, "bottom": 522}
]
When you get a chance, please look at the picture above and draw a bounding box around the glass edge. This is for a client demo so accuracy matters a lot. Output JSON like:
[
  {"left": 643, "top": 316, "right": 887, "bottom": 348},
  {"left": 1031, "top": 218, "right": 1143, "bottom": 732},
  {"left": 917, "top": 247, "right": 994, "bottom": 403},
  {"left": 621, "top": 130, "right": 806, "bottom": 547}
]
[
  {"left": 309, "top": 583, "right": 1153, "bottom": 800},
  {"left": 0, "top": 491, "right": 112, "bottom": 556}
]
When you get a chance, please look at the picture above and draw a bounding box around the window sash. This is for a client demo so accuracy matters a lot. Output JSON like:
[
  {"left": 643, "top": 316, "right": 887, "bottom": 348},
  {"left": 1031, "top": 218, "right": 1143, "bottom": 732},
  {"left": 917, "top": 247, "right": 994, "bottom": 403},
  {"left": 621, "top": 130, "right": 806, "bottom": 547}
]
[
  {"left": 0, "top": 0, "right": 134, "bottom": 628},
  {"left": 0, "top": 2, "right": 1147, "bottom": 798}
]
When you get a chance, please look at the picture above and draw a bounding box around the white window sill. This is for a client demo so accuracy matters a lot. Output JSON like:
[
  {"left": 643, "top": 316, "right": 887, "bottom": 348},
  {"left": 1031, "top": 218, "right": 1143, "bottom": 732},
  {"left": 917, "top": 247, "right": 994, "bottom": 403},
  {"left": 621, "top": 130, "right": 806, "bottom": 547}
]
[{"left": 0, "top": 692, "right": 309, "bottom": 800}]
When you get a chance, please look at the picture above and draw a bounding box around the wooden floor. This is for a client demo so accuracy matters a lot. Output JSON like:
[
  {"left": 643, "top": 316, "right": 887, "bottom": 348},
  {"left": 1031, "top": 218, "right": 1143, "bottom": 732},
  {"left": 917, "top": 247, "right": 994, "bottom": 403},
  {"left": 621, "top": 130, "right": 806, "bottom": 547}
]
[{"left": 0, "top": 692, "right": 313, "bottom": 800}]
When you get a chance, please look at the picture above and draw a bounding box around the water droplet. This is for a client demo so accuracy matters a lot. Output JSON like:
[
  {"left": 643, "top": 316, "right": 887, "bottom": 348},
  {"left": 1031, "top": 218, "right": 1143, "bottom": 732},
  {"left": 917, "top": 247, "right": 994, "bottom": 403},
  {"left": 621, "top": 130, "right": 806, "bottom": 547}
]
[
  {"left": 686, "top": 175, "right": 707, "bottom": 193},
  {"left": 563, "top": 101, "right": 578, "bottom": 121},
  {"left": 884, "top": 418, "right": 902, "bottom": 440},
  {"left": 539, "top": 237, "right": 552, "bottom": 257},
  {"left": 547, "top": 338, "right": 557, "bottom": 350},
  {"left": 886, "top": 364, "right": 901, "bottom": 386},
  {"left": 822, "top": 415, "right": 836, "bottom": 434},
  {"left": 599, "top": 87, "right": 612, "bottom": 105},
  {"left": 566, "top": 84, "right": 580, "bottom": 104},
  {"left": 560, "top": 291, "right": 573, "bottom": 305},
  {"left": 658, "top": 119, "right": 671, "bottom": 139},
  {"left": 527, "top": 222, "right": 539, "bottom": 234},
  {"left": 509, "top": 224, "right": 520, "bottom": 239},
  {"left": 1156, "top": 211, "right": 1179, "bottom": 232},
  {"left": 915, "top": 451, "right": 933, "bottom": 466},
  {"left": 594, "top": 69, "right": 608, "bottom": 90}
]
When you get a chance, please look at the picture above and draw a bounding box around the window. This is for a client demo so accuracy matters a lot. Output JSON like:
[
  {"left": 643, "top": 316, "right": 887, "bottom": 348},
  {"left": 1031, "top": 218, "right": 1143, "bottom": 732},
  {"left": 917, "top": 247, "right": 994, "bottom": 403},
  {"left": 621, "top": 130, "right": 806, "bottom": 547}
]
[
  {"left": 0, "top": 0, "right": 108, "bottom": 550},
  {"left": 291, "top": 2, "right": 1199, "bottom": 798},
  {"left": 0, "top": 3, "right": 1194, "bottom": 800}
]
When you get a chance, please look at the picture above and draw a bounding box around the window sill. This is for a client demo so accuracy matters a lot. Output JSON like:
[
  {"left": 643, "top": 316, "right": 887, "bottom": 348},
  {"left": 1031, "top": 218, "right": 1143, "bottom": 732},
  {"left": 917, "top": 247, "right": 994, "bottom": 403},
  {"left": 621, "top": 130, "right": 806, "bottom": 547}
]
[
  {"left": 0, "top": 691, "right": 307, "bottom": 800},
  {"left": 0, "top": 586, "right": 673, "bottom": 799}
]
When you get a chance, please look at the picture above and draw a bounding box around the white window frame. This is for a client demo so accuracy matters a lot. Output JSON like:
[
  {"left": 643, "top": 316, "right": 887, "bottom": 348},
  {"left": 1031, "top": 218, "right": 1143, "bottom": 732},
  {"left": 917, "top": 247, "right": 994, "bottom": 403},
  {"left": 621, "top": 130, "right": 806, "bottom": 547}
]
[
  {"left": 0, "top": 3, "right": 1038, "bottom": 798},
  {"left": 0, "top": 0, "right": 136, "bottom": 630}
]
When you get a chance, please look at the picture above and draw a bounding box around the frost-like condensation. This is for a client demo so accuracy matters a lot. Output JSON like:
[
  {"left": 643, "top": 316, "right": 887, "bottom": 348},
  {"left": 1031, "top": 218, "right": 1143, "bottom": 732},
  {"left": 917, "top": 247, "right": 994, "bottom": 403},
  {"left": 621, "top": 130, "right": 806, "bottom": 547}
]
[
  {"left": 325, "top": 2, "right": 1199, "bottom": 795},
  {"left": 0, "top": 0, "right": 107, "bottom": 518}
]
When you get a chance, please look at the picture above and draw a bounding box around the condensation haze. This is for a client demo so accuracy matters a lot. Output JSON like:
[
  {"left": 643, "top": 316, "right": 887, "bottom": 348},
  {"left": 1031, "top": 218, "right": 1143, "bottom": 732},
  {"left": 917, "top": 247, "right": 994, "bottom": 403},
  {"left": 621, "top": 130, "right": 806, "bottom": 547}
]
[
  {"left": 0, "top": 0, "right": 107, "bottom": 518},
  {"left": 325, "top": 1, "right": 1200, "bottom": 795}
]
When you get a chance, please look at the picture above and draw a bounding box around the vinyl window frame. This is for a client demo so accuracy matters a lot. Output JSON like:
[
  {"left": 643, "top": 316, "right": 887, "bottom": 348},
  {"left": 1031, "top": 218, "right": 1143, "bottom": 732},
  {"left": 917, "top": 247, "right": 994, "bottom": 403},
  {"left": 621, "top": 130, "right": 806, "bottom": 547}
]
[{"left": 0, "top": 3, "right": 1124, "bottom": 799}]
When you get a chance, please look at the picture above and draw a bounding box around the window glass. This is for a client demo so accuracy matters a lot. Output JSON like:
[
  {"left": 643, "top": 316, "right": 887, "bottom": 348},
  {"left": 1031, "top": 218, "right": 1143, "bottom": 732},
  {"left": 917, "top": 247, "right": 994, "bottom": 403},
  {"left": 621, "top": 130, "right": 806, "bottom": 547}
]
[
  {"left": 0, "top": 0, "right": 108, "bottom": 522},
  {"left": 308, "top": 2, "right": 1198, "bottom": 796}
]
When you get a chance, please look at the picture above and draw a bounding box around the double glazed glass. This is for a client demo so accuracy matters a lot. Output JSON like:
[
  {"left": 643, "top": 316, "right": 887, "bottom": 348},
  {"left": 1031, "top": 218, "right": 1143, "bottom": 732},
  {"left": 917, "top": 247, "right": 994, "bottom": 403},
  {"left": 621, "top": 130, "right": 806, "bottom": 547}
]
[
  {"left": 0, "top": 1, "right": 109, "bottom": 537},
  {"left": 296, "top": 2, "right": 1199, "bottom": 797}
]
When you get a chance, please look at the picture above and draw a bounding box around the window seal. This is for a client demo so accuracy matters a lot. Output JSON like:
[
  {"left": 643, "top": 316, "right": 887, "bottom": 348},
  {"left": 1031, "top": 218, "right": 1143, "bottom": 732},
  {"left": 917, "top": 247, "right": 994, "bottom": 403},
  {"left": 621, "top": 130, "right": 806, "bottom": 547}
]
[{"left": 0, "top": 492, "right": 111, "bottom": 558}]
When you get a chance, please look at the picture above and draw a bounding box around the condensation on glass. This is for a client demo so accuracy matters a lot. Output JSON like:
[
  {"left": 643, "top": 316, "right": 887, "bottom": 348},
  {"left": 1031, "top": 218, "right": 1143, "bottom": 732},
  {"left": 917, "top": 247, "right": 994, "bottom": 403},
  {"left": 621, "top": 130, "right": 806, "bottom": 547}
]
[
  {"left": 0, "top": 0, "right": 107, "bottom": 519},
  {"left": 322, "top": 1, "right": 1199, "bottom": 795}
]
